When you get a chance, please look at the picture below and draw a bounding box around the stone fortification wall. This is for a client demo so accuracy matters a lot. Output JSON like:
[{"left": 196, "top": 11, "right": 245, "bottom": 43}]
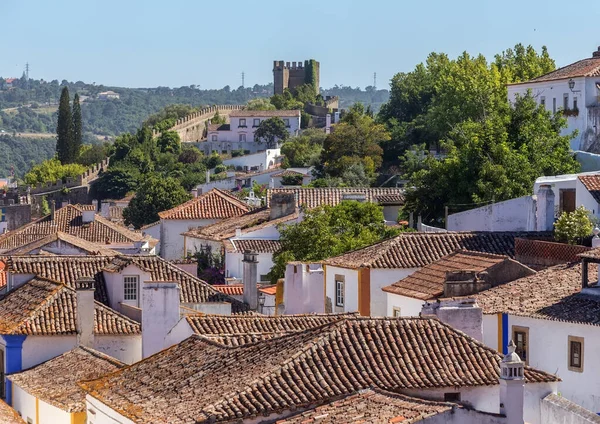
[{"left": 27, "top": 158, "right": 110, "bottom": 195}]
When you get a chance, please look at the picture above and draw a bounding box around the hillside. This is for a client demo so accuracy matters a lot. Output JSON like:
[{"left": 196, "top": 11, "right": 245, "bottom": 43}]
[{"left": 0, "top": 135, "right": 56, "bottom": 178}]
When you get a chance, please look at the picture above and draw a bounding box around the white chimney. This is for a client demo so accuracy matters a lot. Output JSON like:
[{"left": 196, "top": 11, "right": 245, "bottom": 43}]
[
  {"left": 50, "top": 200, "right": 56, "bottom": 220},
  {"left": 191, "top": 188, "right": 198, "bottom": 198},
  {"left": 421, "top": 298, "right": 483, "bottom": 341},
  {"left": 91, "top": 199, "right": 98, "bottom": 211},
  {"left": 61, "top": 200, "right": 69, "bottom": 209},
  {"left": 235, "top": 228, "right": 242, "bottom": 237},
  {"left": 242, "top": 250, "right": 258, "bottom": 310},
  {"left": 325, "top": 113, "right": 331, "bottom": 134},
  {"left": 75, "top": 276, "right": 95, "bottom": 347},
  {"left": 593, "top": 227, "right": 600, "bottom": 248},
  {"left": 100, "top": 202, "right": 110, "bottom": 218},
  {"left": 206, "top": 170, "right": 211, "bottom": 183},
  {"left": 142, "top": 281, "right": 180, "bottom": 358},
  {"left": 82, "top": 209, "right": 96, "bottom": 223},
  {"left": 536, "top": 185, "right": 555, "bottom": 231},
  {"left": 499, "top": 340, "right": 525, "bottom": 424}
]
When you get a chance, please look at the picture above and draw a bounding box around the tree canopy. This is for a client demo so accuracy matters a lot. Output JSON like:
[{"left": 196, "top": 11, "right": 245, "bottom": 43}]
[
  {"left": 56, "top": 87, "right": 73, "bottom": 163},
  {"left": 254, "top": 117, "right": 289, "bottom": 148}
]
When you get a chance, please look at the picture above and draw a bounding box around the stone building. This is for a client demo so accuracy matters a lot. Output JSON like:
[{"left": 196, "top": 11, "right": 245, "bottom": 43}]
[{"left": 273, "top": 60, "right": 320, "bottom": 95}]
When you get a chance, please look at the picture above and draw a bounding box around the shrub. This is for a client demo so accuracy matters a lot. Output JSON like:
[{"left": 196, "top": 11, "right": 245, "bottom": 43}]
[{"left": 554, "top": 206, "right": 594, "bottom": 245}]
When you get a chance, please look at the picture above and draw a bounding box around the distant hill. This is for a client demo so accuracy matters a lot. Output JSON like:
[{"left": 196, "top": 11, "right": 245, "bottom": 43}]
[{"left": 0, "top": 135, "right": 56, "bottom": 178}]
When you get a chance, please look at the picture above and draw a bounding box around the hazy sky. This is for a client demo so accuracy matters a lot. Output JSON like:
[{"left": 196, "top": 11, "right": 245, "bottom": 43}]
[{"left": 2, "top": 0, "right": 599, "bottom": 90}]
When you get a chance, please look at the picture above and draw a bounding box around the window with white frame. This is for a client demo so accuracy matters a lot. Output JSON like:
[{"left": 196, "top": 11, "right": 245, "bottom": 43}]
[
  {"left": 239, "top": 133, "right": 246, "bottom": 142},
  {"left": 211, "top": 135, "right": 217, "bottom": 141},
  {"left": 253, "top": 118, "right": 260, "bottom": 127},
  {"left": 239, "top": 118, "right": 246, "bottom": 127},
  {"left": 123, "top": 276, "right": 139, "bottom": 301},
  {"left": 335, "top": 276, "right": 345, "bottom": 307}
]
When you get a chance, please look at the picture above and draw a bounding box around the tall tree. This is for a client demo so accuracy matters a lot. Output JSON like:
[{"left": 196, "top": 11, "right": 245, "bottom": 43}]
[
  {"left": 71, "top": 93, "right": 83, "bottom": 161},
  {"left": 254, "top": 117, "right": 289, "bottom": 148},
  {"left": 56, "top": 87, "right": 73, "bottom": 163}
]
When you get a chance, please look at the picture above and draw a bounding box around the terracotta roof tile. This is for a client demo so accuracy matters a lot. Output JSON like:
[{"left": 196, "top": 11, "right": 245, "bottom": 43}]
[
  {"left": 267, "top": 188, "right": 404, "bottom": 209},
  {"left": 515, "top": 238, "right": 590, "bottom": 270},
  {"left": 230, "top": 238, "right": 282, "bottom": 253},
  {"left": 579, "top": 247, "right": 600, "bottom": 260},
  {"left": 5, "top": 255, "right": 249, "bottom": 312},
  {"left": 0, "top": 204, "right": 149, "bottom": 251},
  {"left": 229, "top": 110, "right": 301, "bottom": 118},
  {"left": 259, "top": 285, "right": 277, "bottom": 295},
  {"left": 0, "top": 400, "right": 24, "bottom": 423},
  {"left": 212, "top": 284, "right": 244, "bottom": 296},
  {"left": 81, "top": 317, "right": 558, "bottom": 424},
  {"left": 0, "top": 276, "right": 140, "bottom": 335},
  {"left": 382, "top": 250, "right": 525, "bottom": 300},
  {"left": 182, "top": 208, "right": 297, "bottom": 241},
  {"left": 579, "top": 175, "right": 600, "bottom": 203},
  {"left": 4, "top": 232, "right": 119, "bottom": 256},
  {"left": 158, "top": 189, "right": 249, "bottom": 220},
  {"left": 523, "top": 58, "right": 600, "bottom": 83},
  {"left": 325, "top": 232, "right": 552, "bottom": 269},
  {"left": 8, "top": 347, "right": 124, "bottom": 413},
  {"left": 207, "top": 123, "right": 230, "bottom": 131},
  {"left": 474, "top": 263, "right": 600, "bottom": 325},
  {"left": 272, "top": 169, "right": 308, "bottom": 178},
  {"left": 277, "top": 389, "right": 454, "bottom": 424}
]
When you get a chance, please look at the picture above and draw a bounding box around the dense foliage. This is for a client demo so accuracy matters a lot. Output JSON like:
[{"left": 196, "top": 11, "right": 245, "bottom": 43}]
[
  {"left": 254, "top": 117, "right": 290, "bottom": 148},
  {"left": 554, "top": 206, "right": 594, "bottom": 245},
  {"left": 0, "top": 135, "right": 56, "bottom": 178},
  {"left": 280, "top": 128, "right": 326, "bottom": 168},
  {"left": 24, "top": 158, "right": 86, "bottom": 186},
  {"left": 268, "top": 201, "right": 399, "bottom": 282},
  {"left": 56, "top": 87, "right": 73, "bottom": 163}
]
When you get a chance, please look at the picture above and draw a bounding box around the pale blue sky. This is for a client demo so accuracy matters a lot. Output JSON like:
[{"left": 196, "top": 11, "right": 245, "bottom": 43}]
[{"left": 2, "top": 0, "right": 599, "bottom": 90}]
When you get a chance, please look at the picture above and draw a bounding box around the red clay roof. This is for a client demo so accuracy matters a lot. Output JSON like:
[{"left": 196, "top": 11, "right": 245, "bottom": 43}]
[
  {"left": 0, "top": 400, "right": 24, "bottom": 423},
  {"left": 80, "top": 317, "right": 558, "bottom": 424},
  {"left": 579, "top": 175, "right": 600, "bottom": 203},
  {"left": 158, "top": 189, "right": 250, "bottom": 220},
  {"left": 267, "top": 187, "right": 404, "bottom": 209},
  {"left": 522, "top": 57, "right": 600, "bottom": 83},
  {"left": 259, "top": 285, "right": 277, "bottom": 295},
  {"left": 229, "top": 110, "right": 300, "bottom": 118},
  {"left": 4, "top": 231, "right": 119, "bottom": 256},
  {"left": 382, "top": 250, "right": 525, "bottom": 300},
  {"left": 229, "top": 238, "right": 282, "bottom": 253},
  {"left": 212, "top": 284, "right": 244, "bottom": 296},
  {"left": 515, "top": 238, "right": 590, "bottom": 270}
]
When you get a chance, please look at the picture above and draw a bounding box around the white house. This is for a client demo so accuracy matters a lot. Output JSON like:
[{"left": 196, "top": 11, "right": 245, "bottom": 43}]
[
  {"left": 472, "top": 258, "right": 600, "bottom": 413},
  {"left": 82, "top": 316, "right": 558, "bottom": 424},
  {"left": 204, "top": 110, "right": 300, "bottom": 155},
  {"left": 507, "top": 46, "right": 600, "bottom": 151},
  {"left": 221, "top": 148, "right": 282, "bottom": 172},
  {"left": 97, "top": 91, "right": 120, "bottom": 100},
  {"left": 284, "top": 231, "right": 543, "bottom": 317},
  {"left": 156, "top": 188, "right": 250, "bottom": 260},
  {"left": 8, "top": 347, "right": 124, "bottom": 424},
  {"left": 270, "top": 168, "right": 313, "bottom": 188},
  {"left": 383, "top": 250, "right": 535, "bottom": 318}
]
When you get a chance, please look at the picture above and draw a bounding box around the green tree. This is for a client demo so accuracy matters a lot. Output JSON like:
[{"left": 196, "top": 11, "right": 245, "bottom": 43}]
[
  {"left": 40, "top": 196, "right": 50, "bottom": 216},
  {"left": 157, "top": 130, "right": 181, "bottom": 154},
  {"left": 71, "top": 93, "right": 83, "bottom": 160},
  {"left": 77, "top": 144, "right": 109, "bottom": 166},
  {"left": 210, "top": 110, "right": 226, "bottom": 125},
  {"left": 280, "top": 128, "right": 326, "bottom": 167},
  {"left": 554, "top": 206, "right": 594, "bottom": 245},
  {"left": 246, "top": 98, "right": 276, "bottom": 111},
  {"left": 268, "top": 201, "right": 399, "bottom": 283},
  {"left": 56, "top": 87, "right": 73, "bottom": 163},
  {"left": 94, "top": 166, "right": 140, "bottom": 200},
  {"left": 123, "top": 175, "right": 191, "bottom": 228},
  {"left": 254, "top": 117, "right": 289, "bottom": 148},
  {"left": 24, "top": 158, "right": 86, "bottom": 185}
]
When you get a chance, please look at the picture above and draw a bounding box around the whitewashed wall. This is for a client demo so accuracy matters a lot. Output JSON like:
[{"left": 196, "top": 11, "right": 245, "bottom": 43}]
[
  {"left": 225, "top": 251, "right": 273, "bottom": 280},
  {"left": 21, "top": 336, "right": 76, "bottom": 370},
  {"left": 141, "top": 222, "right": 161, "bottom": 254},
  {"left": 164, "top": 319, "right": 194, "bottom": 349},
  {"left": 103, "top": 264, "right": 152, "bottom": 312},
  {"left": 222, "top": 149, "right": 281, "bottom": 170},
  {"left": 575, "top": 178, "right": 600, "bottom": 217},
  {"left": 96, "top": 335, "right": 141, "bottom": 365},
  {"left": 161, "top": 219, "right": 219, "bottom": 260},
  {"left": 370, "top": 269, "right": 416, "bottom": 317},
  {"left": 386, "top": 292, "right": 427, "bottom": 317},
  {"left": 325, "top": 266, "right": 358, "bottom": 313},
  {"left": 283, "top": 263, "right": 324, "bottom": 314},
  {"left": 448, "top": 196, "right": 536, "bottom": 232},
  {"left": 86, "top": 396, "right": 136, "bottom": 424},
  {"left": 12, "top": 385, "right": 36, "bottom": 424}
]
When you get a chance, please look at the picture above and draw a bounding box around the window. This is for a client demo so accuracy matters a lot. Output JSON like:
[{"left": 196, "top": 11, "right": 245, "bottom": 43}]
[
  {"left": 335, "top": 276, "right": 345, "bottom": 307},
  {"left": 123, "top": 276, "right": 139, "bottom": 302},
  {"left": 568, "top": 336, "right": 584, "bottom": 372},
  {"left": 563, "top": 93, "right": 569, "bottom": 110},
  {"left": 574, "top": 97, "right": 578, "bottom": 110},
  {"left": 540, "top": 96, "right": 545, "bottom": 107},
  {"left": 253, "top": 118, "right": 260, "bottom": 127},
  {"left": 553, "top": 98, "right": 556, "bottom": 113},
  {"left": 283, "top": 118, "right": 290, "bottom": 127},
  {"left": 392, "top": 307, "right": 401, "bottom": 317},
  {"left": 444, "top": 393, "right": 461, "bottom": 402},
  {"left": 211, "top": 135, "right": 217, "bottom": 141},
  {"left": 239, "top": 134, "right": 246, "bottom": 142},
  {"left": 512, "top": 326, "right": 529, "bottom": 364},
  {"left": 260, "top": 274, "right": 270, "bottom": 282},
  {"left": 239, "top": 118, "right": 246, "bottom": 127}
]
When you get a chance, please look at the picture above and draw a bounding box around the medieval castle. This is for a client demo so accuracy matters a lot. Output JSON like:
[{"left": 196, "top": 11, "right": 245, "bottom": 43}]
[{"left": 273, "top": 60, "right": 320, "bottom": 95}]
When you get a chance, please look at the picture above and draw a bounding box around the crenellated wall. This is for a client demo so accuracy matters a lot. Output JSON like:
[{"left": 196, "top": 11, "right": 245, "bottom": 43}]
[
  {"left": 27, "top": 158, "right": 110, "bottom": 195},
  {"left": 152, "top": 105, "right": 245, "bottom": 142}
]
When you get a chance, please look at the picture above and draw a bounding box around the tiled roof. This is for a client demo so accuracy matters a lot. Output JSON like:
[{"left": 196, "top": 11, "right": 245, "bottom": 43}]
[
  {"left": 515, "top": 238, "right": 590, "bottom": 270},
  {"left": 0, "top": 204, "right": 149, "bottom": 251},
  {"left": 207, "top": 123, "right": 231, "bottom": 132},
  {"left": 267, "top": 187, "right": 404, "bottom": 209},
  {"left": 579, "top": 175, "right": 600, "bottom": 203},
  {"left": 374, "top": 193, "right": 405, "bottom": 205},
  {"left": 108, "top": 205, "right": 126, "bottom": 222},
  {"left": 0, "top": 276, "right": 140, "bottom": 335},
  {"left": 212, "top": 284, "right": 244, "bottom": 296},
  {"left": 324, "top": 232, "right": 551, "bottom": 269},
  {"left": 523, "top": 57, "right": 600, "bottom": 83},
  {"left": 81, "top": 317, "right": 558, "bottom": 424},
  {"left": 259, "top": 285, "right": 277, "bottom": 295},
  {"left": 8, "top": 347, "right": 124, "bottom": 413},
  {"left": 382, "top": 250, "right": 521, "bottom": 300},
  {"left": 4, "top": 231, "right": 119, "bottom": 256},
  {"left": 277, "top": 389, "right": 454, "bottom": 424},
  {"left": 0, "top": 260, "right": 6, "bottom": 289},
  {"left": 474, "top": 263, "right": 600, "bottom": 325},
  {"left": 229, "top": 238, "right": 282, "bottom": 253},
  {"left": 229, "top": 110, "right": 301, "bottom": 118},
  {"left": 272, "top": 169, "right": 308, "bottom": 178},
  {"left": 0, "top": 400, "right": 24, "bottom": 424},
  {"left": 182, "top": 208, "right": 297, "bottom": 242},
  {"left": 579, "top": 247, "right": 600, "bottom": 260},
  {"left": 5, "top": 255, "right": 249, "bottom": 313},
  {"left": 158, "top": 189, "right": 250, "bottom": 220}
]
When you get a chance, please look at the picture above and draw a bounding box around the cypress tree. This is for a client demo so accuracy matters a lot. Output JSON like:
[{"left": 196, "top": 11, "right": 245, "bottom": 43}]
[
  {"left": 56, "top": 87, "right": 73, "bottom": 163},
  {"left": 72, "top": 93, "right": 82, "bottom": 161}
]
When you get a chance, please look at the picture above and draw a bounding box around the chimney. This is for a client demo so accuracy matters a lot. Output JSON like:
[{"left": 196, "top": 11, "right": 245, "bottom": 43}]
[
  {"left": 536, "top": 185, "right": 555, "bottom": 231},
  {"left": 499, "top": 340, "right": 525, "bottom": 424},
  {"left": 325, "top": 114, "right": 331, "bottom": 135},
  {"left": 82, "top": 208, "right": 96, "bottom": 223},
  {"left": 61, "top": 200, "right": 69, "bottom": 209},
  {"left": 443, "top": 270, "right": 490, "bottom": 297},
  {"left": 593, "top": 47, "right": 600, "bottom": 58},
  {"left": 91, "top": 199, "right": 98, "bottom": 211},
  {"left": 421, "top": 298, "right": 483, "bottom": 341},
  {"left": 100, "top": 201, "right": 110, "bottom": 218},
  {"left": 142, "top": 281, "right": 180, "bottom": 358},
  {"left": 242, "top": 250, "right": 258, "bottom": 310},
  {"left": 191, "top": 188, "right": 198, "bottom": 198},
  {"left": 206, "top": 170, "right": 210, "bottom": 183},
  {"left": 593, "top": 227, "right": 600, "bottom": 248},
  {"left": 269, "top": 192, "right": 296, "bottom": 220},
  {"left": 235, "top": 228, "right": 242, "bottom": 237},
  {"left": 75, "top": 276, "right": 95, "bottom": 347},
  {"left": 50, "top": 200, "right": 56, "bottom": 220}
]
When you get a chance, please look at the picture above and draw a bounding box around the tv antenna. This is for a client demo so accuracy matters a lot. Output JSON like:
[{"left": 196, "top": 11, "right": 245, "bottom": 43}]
[{"left": 242, "top": 71, "right": 245, "bottom": 88}]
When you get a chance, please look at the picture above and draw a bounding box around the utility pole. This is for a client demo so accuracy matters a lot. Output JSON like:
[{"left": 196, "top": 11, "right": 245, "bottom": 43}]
[
  {"left": 25, "top": 62, "right": 30, "bottom": 90},
  {"left": 242, "top": 71, "right": 245, "bottom": 88},
  {"left": 373, "top": 72, "right": 377, "bottom": 90}
]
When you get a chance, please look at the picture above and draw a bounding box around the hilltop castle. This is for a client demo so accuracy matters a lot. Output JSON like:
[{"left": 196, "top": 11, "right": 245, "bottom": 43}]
[{"left": 273, "top": 59, "right": 320, "bottom": 95}]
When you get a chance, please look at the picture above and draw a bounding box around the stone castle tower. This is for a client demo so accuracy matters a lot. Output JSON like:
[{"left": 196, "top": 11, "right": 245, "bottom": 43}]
[{"left": 273, "top": 60, "right": 320, "bottom": 95}]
